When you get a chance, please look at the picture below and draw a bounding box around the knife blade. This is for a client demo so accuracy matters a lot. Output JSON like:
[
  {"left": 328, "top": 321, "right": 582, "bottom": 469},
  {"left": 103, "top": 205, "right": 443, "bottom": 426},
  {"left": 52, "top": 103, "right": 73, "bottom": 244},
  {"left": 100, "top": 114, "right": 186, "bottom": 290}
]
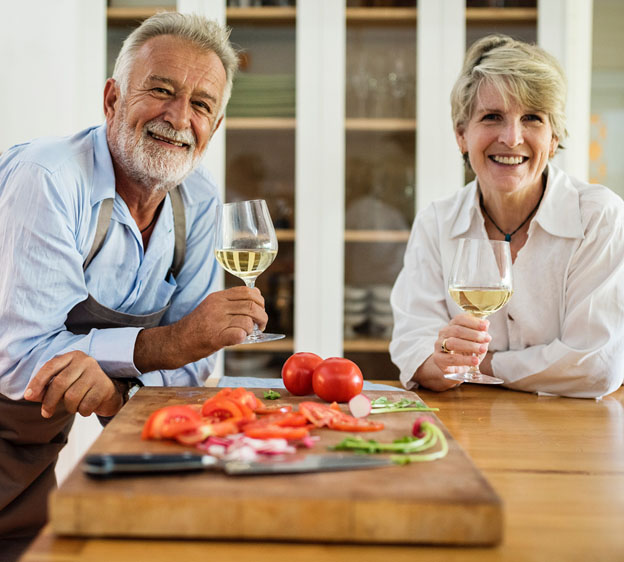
[{"left": 82, "top": 452, "right": 393, "bottom": 477}]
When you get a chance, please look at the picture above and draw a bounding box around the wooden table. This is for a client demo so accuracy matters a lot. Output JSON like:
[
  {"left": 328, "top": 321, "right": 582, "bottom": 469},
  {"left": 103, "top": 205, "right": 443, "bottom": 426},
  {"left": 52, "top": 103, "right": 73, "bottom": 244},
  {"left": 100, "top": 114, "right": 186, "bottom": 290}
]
[{"left": 22, "top": 384, "right": 624, "bottom": 562}]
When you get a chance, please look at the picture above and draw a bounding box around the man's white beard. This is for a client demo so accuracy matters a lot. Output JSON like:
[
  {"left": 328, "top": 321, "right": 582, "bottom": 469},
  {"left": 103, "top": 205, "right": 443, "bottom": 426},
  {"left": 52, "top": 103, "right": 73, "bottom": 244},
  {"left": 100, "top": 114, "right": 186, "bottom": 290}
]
[{"left": 111, "top": 106, "right": 202, "bottom": 192}]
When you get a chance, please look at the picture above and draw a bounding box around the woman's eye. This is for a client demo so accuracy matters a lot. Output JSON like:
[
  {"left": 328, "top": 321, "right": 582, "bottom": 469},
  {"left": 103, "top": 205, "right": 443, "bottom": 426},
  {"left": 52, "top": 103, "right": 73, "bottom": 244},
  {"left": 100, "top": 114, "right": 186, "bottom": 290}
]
[
  {"left": 524, "top": 114, "right": 543, "bottom": 122},
  {"left": 481, "top": 113, "right": 499, "bottom": 121}
]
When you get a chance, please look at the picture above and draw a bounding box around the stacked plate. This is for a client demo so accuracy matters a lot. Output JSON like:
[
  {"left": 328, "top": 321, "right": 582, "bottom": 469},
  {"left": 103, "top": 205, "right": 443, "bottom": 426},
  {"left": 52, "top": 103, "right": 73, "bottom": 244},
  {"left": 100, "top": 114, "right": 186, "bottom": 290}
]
[
  {"left": 369, "top": 285, "right": 394, "bottom": 339},
  {"left": 227, "top": 73, "right": 295, "bottom": 118},
  {"left": 344, "top": 286, "right": 369, "bottom": 339}
]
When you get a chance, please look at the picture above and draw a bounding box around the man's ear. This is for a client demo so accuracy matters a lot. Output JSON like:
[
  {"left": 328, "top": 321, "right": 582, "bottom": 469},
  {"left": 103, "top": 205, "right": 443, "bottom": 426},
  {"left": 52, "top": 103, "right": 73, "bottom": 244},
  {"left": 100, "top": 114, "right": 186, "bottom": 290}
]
[
  {"left": 103, "top": 78, "right": 120, "bottom": 122},
  {"left": 211, "top": 114, "right": 224, "bottom": 137}
]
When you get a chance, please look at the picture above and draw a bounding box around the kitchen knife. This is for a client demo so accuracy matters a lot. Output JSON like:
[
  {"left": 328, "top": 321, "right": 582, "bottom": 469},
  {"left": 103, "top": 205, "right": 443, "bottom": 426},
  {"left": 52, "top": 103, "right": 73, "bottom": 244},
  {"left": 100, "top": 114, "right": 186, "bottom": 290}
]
[{"left": 83, "top": 452, "right": 393, "bottom": 477}]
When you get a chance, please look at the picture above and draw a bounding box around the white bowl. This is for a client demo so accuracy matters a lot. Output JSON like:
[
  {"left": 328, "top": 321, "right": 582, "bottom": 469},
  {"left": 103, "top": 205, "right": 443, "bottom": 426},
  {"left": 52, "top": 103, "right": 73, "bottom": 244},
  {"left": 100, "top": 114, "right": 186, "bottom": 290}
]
[
  {"left": 371, "top": 300, "right": 393, "bottom": 315},
  {"left": 344, "top": 300, "right": 368, "bottom": 313},
  {"left": 370, "top": 284, "right": 393, "bottom": 302},
  {"left": 344, "top": 286, "right": 369, "bottom": 301}
]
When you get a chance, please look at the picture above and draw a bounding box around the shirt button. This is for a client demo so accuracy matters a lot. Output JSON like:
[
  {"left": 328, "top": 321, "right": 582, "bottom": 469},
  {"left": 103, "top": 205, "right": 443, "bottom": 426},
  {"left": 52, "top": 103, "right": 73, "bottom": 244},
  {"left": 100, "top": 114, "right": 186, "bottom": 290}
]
[{"left": 508, "top": 314, "right": 514, "bottom": 321}]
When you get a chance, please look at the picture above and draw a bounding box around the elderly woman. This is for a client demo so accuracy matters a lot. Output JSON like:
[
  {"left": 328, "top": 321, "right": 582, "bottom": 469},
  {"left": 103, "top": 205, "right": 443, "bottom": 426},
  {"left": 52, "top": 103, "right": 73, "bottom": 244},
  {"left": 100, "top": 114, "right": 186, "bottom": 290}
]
[{"left": 390, "top": 34, "right": 624, "bottom": 399}]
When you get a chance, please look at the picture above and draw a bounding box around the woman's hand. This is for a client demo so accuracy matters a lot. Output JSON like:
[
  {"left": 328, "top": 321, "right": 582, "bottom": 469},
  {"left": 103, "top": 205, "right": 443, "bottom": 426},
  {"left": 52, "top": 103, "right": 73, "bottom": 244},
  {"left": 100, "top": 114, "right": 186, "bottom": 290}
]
[
  {"left": 414, "top": 314, "right": 491, "bottom": 391},
  {"left": 24, "top": 351, "right": 124, "bottom": 418}
]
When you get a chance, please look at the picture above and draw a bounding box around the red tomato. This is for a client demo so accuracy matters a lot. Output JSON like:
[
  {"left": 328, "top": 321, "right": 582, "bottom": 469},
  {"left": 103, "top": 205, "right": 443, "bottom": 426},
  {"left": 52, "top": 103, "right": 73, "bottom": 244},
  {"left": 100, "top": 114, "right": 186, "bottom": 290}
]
[
  {"left": 244, "top": 425, "right": 309, "bottom": 440},
  {"left": 281, "top": 352, "right": 323, "bottom": 396},
  {"left": 312, "top": 357, "right": 364, "bottom": 403},
  {"left": 141, "top": 405, "right": 203, "bottom": 440},
  {"left": 201, "top": 397, "right": 255, "bottom": 422},
  {"left": 174, "top": 421, "right": 240, "bottom": 445}
]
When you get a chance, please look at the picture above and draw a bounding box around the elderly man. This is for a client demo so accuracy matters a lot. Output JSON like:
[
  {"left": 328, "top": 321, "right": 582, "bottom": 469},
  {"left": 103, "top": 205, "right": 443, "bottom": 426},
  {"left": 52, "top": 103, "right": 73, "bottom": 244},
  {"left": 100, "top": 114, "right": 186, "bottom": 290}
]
[{"left": 0, "top": 12, "right": 266, "bottom": 555}]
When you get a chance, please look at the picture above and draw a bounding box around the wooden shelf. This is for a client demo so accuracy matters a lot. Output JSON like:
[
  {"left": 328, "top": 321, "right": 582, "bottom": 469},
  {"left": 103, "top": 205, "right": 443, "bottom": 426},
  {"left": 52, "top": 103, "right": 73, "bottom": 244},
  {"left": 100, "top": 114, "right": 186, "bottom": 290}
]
[
  {"left": 228, "top": 337, "right": 293, "bottom": 352},
  {"left": 276, "top": 228, "right": 295, "bottom": 242},
  {"left": 346, "top": 118, "right": 416, "bottom": 132},
  {"left": 466, "top": 7, "right": 537, "bottom": 24},
  {"left": 344, "top": 338, "right": 389, "bottom": 353},
  {"left": 227, "top": 118, "right": 415, "bottom": 132},
  {"left": 107, "top": 6, "right": 173, "bottom": 25},
  {"left": 227, "top": 337, "right": 389, "bottom": 354},
  {"left": 226, "top": 6, "right": 296, "bottom": 24},
  {"left": 346, "top": 7, "right": 416, "bottom": 25},
  {"left": 345, "top": 229, "right": 410, "bottom": 243},
  {"left": 227, "top": 117, "right": 295, "bottom": 130},
  {"left": 107, "top": 6, "right": 537, "bottom": 26}
]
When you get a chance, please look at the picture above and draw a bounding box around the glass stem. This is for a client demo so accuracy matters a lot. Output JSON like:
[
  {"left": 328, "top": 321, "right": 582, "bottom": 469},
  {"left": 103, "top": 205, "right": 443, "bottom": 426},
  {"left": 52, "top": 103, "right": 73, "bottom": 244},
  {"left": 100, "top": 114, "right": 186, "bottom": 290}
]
[{"left": 244, "top": 278, "right": 262, "bottom": 337}]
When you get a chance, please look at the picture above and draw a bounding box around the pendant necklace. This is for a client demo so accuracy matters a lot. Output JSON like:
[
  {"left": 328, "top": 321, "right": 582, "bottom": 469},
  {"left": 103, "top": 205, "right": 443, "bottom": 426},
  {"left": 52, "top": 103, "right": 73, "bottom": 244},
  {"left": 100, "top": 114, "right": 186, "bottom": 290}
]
[{"left": 479, "top": 186, "right": 545, "bottom": 243}]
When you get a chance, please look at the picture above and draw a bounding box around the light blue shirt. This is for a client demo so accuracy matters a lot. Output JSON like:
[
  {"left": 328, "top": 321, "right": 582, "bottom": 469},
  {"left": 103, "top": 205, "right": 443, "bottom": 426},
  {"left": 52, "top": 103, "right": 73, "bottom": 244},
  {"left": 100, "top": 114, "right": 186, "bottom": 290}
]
[{"left": 0, "top": 124, "right": 221, "bottom": 399}]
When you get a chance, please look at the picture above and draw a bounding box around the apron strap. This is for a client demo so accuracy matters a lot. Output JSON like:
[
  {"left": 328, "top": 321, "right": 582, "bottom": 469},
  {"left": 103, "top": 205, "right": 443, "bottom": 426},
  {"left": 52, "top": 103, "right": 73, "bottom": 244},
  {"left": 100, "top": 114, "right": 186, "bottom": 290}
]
[
  {"left": 169, "top": 185, "right": 186, "bottom": 280},
  {"left": 83, "top": 198, "right": 114, "bottom": 271},
  {"left": 83, "top": 186, "right": 186, "bottom": 278}
]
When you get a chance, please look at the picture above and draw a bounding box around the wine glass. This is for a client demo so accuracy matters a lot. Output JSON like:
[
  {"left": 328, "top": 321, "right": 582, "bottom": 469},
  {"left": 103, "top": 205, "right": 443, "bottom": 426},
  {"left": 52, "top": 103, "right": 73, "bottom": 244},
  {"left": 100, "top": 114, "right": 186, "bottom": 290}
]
[
  {"left": 214, "top": 199, "right": 285, "bottom": 344},
  {"left": 446, "top": 238, "right": 513, "bottom": 384}
]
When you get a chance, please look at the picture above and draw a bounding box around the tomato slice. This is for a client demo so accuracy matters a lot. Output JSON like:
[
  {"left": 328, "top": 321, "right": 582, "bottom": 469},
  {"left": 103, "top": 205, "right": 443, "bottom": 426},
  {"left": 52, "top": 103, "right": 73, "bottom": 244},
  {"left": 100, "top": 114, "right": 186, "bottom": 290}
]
[
  {"left": 328, "top": 416, "right": 385, "bottom": 432},
  {"left": 254, "top": 404, "right": 293, "bottom": 415},
  {"left": 299, "top": 401, "right": 384, "bottom": 432},
  {"left": 231, "top": 387, "right": 261, "bottom": 411},
  {"left": 141, "top": 405, "right": 203, "bottom": 440},
  {"left": 174, "top": 421, "right": 240, "bottom": 445},
  {"left": 244, "top": 425, "right": 310, "bottom": 440},
  {"left": 299, "top": 401, "right": 339, "bottom": 428}
]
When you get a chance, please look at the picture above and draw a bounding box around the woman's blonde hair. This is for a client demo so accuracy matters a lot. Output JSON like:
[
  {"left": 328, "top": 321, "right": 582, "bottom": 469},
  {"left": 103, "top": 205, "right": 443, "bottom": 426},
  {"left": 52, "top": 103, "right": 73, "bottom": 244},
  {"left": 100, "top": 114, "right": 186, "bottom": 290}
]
[{"left": 450, "top": 34, "right": 568, "bottom": 150}]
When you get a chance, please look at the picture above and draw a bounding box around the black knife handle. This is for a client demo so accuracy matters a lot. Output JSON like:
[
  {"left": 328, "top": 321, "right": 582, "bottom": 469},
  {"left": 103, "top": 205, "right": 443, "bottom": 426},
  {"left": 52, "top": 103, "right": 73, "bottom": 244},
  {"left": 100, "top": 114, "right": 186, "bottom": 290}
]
[{"left": 83, "top": 452, "right": 215, "bottom": 477}]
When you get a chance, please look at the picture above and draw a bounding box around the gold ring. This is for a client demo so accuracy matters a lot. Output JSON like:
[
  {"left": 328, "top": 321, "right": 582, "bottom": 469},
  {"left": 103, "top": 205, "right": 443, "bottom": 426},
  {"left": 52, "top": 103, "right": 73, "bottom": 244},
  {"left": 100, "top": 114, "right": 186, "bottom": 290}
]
[{"left": 441, "top": 338, "right": 451, "bottom": 354}]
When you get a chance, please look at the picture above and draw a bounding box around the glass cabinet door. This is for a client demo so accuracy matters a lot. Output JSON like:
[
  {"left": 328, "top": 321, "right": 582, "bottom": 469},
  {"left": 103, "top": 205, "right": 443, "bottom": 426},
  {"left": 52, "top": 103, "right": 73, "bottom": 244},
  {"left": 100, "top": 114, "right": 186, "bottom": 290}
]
[
  {"left": 224, "top": 1, "right": 297, "bottom": 377},
  {"left": 343, "top": 1, "right": 417, "bottom": 380},
  {"left": 590, "top": 0, "right": 624, "bottom": 199}
]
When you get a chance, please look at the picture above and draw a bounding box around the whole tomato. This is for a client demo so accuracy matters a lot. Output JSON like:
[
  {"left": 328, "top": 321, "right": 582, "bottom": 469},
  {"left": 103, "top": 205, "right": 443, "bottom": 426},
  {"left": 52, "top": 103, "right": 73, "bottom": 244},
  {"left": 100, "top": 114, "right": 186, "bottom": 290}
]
[
  {"left": 312, "top": 357, "right": 364, "bottom": 403},
  {"left": 281, "top": 352, "right": 323, "bottom": 396}
]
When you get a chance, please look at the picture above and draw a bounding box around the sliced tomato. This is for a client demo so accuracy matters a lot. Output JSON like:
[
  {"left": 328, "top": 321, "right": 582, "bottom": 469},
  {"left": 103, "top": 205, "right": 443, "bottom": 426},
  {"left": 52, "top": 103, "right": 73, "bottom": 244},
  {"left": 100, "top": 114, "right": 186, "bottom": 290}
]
[
  {"left": 328, "top": 416, "right": 385, "bottom": 432},
  {"left": 244, "top": 425, "right": 310, "bottom": 440},
  {"left": 299, "top": 401, "right": 384, "bottom": 432},
  {"left": 254, "top": 404, "right": 293, "bottom": 415},
  {"left": 174, "top": 420, "right": 240, "bottom": 445},
  {"left": 299, "top": 401, "right": 340, "bottom": 428},
  {"left": 244, "top": 411, "right": 308, "bottom": 429},
  {"left": 202, "top": 397, "right": 256, "bottom": 422},
  {"left": 141, "top": 405, "right": 203, "bottom": 440},
  {"left": 231, "top": 387, "right": 261, "bottom": 411}
]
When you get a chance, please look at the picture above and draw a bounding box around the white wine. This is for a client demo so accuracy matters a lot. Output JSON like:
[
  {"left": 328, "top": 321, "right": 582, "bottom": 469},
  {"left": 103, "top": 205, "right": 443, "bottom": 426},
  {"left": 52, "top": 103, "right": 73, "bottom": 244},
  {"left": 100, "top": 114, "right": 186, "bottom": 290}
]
[
  {"left": 215, "top": 249, "right": 277, "bottom": 282},
  {"left": 449, "top": 287, "right": 512, "bottom": 318}
]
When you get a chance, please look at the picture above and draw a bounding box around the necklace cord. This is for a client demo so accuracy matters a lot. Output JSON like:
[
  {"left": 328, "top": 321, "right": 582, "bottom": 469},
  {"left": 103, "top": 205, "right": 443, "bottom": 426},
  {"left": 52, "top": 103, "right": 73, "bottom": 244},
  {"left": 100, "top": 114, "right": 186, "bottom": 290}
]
[
  {"left": 139, "top": 200, "right": 164, "bottom": 234},
  {"left": 479, "top": 186, "right": 545, "bottom": 242}
]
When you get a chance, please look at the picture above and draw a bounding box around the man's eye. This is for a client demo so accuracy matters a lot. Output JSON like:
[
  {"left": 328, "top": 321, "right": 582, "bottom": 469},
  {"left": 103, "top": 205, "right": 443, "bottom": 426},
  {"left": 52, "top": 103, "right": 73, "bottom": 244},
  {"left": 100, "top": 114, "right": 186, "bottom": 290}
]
[
  {"left": 193, "top": 101, "right": 212, "bottom": 114},
  {"left": 153, "top": 88, "right": 172, "bottom": 95},
  {"left": 524, "top": 114, "right": 543, "bottom": 122}
]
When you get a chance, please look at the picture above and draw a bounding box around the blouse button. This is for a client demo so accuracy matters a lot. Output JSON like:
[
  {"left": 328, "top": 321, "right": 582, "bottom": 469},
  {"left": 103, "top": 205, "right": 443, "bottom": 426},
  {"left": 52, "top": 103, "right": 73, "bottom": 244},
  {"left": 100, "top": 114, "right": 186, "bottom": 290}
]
[{"left": 508, "top": 314, "right": 514, "bottom": 321}]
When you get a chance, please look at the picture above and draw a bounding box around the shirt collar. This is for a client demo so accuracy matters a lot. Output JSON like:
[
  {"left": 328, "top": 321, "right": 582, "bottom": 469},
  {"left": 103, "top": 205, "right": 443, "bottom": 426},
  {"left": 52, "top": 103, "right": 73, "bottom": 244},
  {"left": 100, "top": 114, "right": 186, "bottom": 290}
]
[
  {"left": 449, "top": 163, "right": 584, "bottom": 241},
  {"left": 91, "top": 123, "right": 117, "bottom": 206}
]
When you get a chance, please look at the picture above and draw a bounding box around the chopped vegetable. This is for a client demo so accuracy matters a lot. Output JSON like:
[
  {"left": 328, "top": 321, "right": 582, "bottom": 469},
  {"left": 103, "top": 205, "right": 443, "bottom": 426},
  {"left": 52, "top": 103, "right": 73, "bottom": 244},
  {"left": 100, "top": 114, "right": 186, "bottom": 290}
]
[
  {"left": 348, "top": 394, "right": 372, "bottom": 418},
  {"left": 369, "top": 396, "right": 439, "bottom": 414},
  {"left": 263, "top": 390, "right": 281, "bottom": 400},
  {"left": 299, "top": 401, "right": 384, "bottom": 432},
  {"left": 330, "top": 416, "right": 448, "bottom": 463}
]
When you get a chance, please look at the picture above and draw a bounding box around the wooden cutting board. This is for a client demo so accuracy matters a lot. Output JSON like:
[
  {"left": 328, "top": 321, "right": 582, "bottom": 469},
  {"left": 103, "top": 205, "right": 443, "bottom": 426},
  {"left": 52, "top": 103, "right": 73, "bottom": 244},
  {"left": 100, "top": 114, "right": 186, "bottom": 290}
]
[{"left": 50, "top": 387, "right": 503, "bottom": 545}]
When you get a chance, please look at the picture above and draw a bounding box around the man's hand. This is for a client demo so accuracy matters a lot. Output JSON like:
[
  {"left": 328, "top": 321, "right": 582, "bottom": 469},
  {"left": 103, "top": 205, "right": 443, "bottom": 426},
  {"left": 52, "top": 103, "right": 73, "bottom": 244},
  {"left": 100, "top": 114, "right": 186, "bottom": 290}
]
[
  {"left": 134, "top": 286, "right": 268, "bottom": 373},
  {"left": 24, "top": 351, "right": 124, "bottom": 418}
]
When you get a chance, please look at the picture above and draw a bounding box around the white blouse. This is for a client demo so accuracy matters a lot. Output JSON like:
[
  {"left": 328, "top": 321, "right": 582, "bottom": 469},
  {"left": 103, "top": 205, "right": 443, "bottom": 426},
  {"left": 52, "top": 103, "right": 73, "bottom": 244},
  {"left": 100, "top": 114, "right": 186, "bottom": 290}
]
[{"left": 390, "top": 164, "right": 624, "bottom": 399}]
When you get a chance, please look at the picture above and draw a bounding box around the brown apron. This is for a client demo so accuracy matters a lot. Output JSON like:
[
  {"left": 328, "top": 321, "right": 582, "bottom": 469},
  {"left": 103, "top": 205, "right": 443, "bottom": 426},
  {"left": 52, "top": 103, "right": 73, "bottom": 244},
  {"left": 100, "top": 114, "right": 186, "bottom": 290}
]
[{"left": 0, "top": 187, "right": 185, "bottom": 541}]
